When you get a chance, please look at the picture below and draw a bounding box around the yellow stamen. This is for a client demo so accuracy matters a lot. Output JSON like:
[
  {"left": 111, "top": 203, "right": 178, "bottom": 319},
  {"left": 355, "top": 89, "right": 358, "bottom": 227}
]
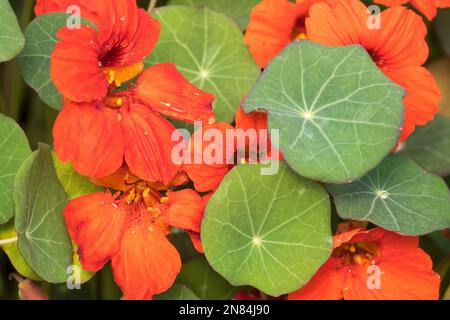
[
  {"left": 142, "top": 188, "right": 151, "bottom": 198},
  {"left": 160, "top": 197, "right": 169, "bottom": 204},
  {"left": 102, "top": 62, "right": 144, "bottom": 88},
  {"left": 105, "top": 96, "right": 123, "bottom": 109}
]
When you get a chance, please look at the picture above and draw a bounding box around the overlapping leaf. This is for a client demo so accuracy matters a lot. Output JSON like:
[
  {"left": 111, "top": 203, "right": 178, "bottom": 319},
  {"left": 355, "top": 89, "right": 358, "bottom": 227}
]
[
  {"left": 14, "top": 144, "right": 72, "bottom": 283},
  {"left": 400, "top": 115, "right": 450, "bottom": 176},
  {"left": 17, "top": 13, "right": 92, "bottom": 109},
  {"left": 168, "top": 0, "right": 260, "bottom": 30},
  {"left": 327, "top": 155, "right": 450, "bottom": 236},
  {"left": 146, "top": 6, "right": 260, "bottom": 122},
  {"left": 0, "top": 0, "right": 25, "bottom": 62},
  {"left": 202, "top": 162, "right": 332, "bottom": 296},
  {"left": 243, "top": 41, "right": 405, "bottom": 184},
  {"left": 0, "top": 113, "right": 31, "bottom": 224}
]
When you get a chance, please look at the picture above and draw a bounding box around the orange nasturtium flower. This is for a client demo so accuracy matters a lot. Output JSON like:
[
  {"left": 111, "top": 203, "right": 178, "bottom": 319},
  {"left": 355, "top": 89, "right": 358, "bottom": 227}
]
[
  {"left": 47, "top": 0, "right": 215, "bottom": 183},
  {"left": 306, "top": 0, "right": 441, "bottom": 142},
  {"left": 288, "top": 223, "right": 440, "bottom": 300},
  {"left": 244, "top": 0, "right": 339, "bottom": 68},
  {"left": 374, "top": 0, "right": 450, "bottom": 20},
  {"left": 64, "top": 168, "right": 208, "bottom": 299}
]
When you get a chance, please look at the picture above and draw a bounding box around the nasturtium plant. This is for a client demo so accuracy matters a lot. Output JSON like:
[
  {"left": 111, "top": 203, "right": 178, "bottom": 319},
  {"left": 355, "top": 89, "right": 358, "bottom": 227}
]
[
  {"left": 202, "top": 162, "right": 332, "bottom": 296},
  {"left": 400, "top": 115, "right": 450, "bottom": 176},
  {"left": 177, "top": 257, "right": 237, "bottom": 300},
  {"left": 0, "top": 0, "right": 25, "bottom": 62},
  {"left": 167, "top": 0, "right": 260, "bottom": 30},
  {"left": 14, "top": 144, "right": 72, "bottom": 283},
  {"left": 146, "top": 6, "right": 260, "bottom": 122},
  {"left": 0, "top": 113, "right": 31, "bottom": 224},
  {"left": 154, "top": 284, "right": 200, "bottom": 300},
  {"left": 243, "top": 41, "right": 405, "bottom": 184},
  {"left": 327, "top": 155, "right": 450, "bottom": 236},
  {"left": 17, "top": 13, "right": 93, "bottom": 110}
]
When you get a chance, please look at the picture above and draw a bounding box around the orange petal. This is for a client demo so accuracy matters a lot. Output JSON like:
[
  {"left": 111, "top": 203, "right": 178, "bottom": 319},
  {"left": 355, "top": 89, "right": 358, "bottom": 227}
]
[
  {"left": 386, "top": 66, "right": 441, "bottom": 142},
  {"left": 288, "top": 257, "right": 345, "bottom": 300},
  {"left": 163, "top": 189, "right": 204, "bottom": 233},
  {"left": 53, "top": 102, "right": 124, "bottom": 179},
  {"left": 64, "top": 192, "right": 126, "bottom": 271},
  {"left": 98, "top": 0, "right": 160, "bottom": 67},
  {"left": 245, "top": 0, "right": 298, "bottom": 67},
  {"left": 51, "top": 25, "right": 107, "bottom": 102},
  {"left": 411, "top": 0, "right": 438, "bottom": 20},
  {"left": 135, "top": 63, "right": 215, "bottom": 124},
  {"left": 438, "top": 0, "right": 450, "bottom": 7},
  {"left": 188, "top": 231, "right": 204, "bottom": 253},
  {"left": 121, "top": 104, "right": 179, "bottom": 184},
  {"left": 111, "top": 224, "right": 181, "bottom": 300}
]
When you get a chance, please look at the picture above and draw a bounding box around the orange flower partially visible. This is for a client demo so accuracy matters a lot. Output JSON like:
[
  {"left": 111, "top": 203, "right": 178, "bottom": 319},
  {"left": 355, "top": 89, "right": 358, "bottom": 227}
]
[
  {"left": 65, "top": 169, "right": 207, "bottom": 300},
  {"left": 374, "top": 0, "right": 450, "bottom": 20},
  {"left": 288, "top": 224, "right": 440, "bottom": 300},
  {"left": 306, "top": 0, "right": 441, "bottom": 142},
  {"left": 244, "top": 0, "right": 339, "bottom": 67}
]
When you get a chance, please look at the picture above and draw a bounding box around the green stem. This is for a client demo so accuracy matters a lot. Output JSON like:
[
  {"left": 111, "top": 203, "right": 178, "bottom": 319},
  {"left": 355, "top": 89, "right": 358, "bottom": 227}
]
[{"left": 0, "top": 236, "right": 18, "bottom": 246}]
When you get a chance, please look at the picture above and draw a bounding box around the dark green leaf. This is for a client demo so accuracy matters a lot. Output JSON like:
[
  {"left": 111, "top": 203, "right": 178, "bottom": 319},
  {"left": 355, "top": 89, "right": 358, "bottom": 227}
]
[
  {"left": 0, "top": 113, "right": 31, "bottom": 224},
  {"left": 400, "top": 115, "right": 450, "bottom": 176},
  {"left": 202, "top": 162, "right": 332, "bottom": 296},
  {"left": 177, "top": 257, "right": 236, "bottom": 300},
  {"left": 243, "top": 41, "right": 405, "bottom": 183},
  {"left": 146, "top": 6, "right": 260, "bottom": 122},
  {"left": 327, "top": 155, "right": 450, "bottom": 236},
  {"left": 14, "top": 144, "right": 72, "bottom": 283},
  {"left": 154, "top": 284, "right": 200, "bottom": 300},
  {"left": 433, "top": 8, "right": 450, "bottom": 57}
]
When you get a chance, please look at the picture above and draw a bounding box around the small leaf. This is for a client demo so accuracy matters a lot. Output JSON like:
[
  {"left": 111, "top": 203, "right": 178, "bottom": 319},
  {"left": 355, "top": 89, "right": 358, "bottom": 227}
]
[
  {"left": 53, "top": 154, "right": 103, "bottom": 199},
  {"left": 243, "top": 41, "right": 405, "bottom": 183},
  {"left": 327, "top": 155, "right": 450, "bottom": 236},
  {"left": 202, "top": 162, "right": 332, "bottom": 296},
  {"left": 154, "top": 284, "right": 200, "bottom": 300},
  {"left": 146, "top": 6, "right": 260, "bottom": 123},
  {"left": 0, "top": 221, "right": 41, "bottom": 281},
  {"left": 400, "top": 115, "right": 450, "bottom": 176},
  {"left": 0, "top": 0, "right": 25, "bottom": 62},
  {"left": 0, "top": 113, "right": 31, "bottom": 224},
  {"left": 167, "top": 0, "right": 260, "bottom": 30},
  {"left": 177, "top": 257, "right": 236, "bottom": 300},
  {"left": 17, "top": 13, "right": 93, "bottom": 109},
  {"left": 14, "top": 143, "right": 72, "bottom": 283}
]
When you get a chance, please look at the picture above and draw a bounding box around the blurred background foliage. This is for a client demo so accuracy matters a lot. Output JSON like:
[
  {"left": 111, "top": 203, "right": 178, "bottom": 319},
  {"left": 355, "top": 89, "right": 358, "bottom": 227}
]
[{"left": 0, "top": 0, "right": 449, "bottom": 299}]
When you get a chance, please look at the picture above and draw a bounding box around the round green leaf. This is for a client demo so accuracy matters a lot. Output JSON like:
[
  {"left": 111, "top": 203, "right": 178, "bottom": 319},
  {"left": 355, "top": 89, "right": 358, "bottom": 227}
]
[
  {"left": 327, "top": 154, "right": 450, "bottom": 236},
  {"left": 202, "top": 162, "right": 332, "bottom": 296},
  {"left": 0, "top": 0, "right": 25, "bottom": 62},
  {"left": 0, "top": 221, "right": 41, "bottom": 281},
  {"left": 14, "top": 144, "right": 72, "bottom": 283},
  {"left": 146, "top": 6, "right": 260, "bottom": 123},
  {"left": 167, "top": 0, "right": 260, "bottom": 30},
  {"left": 400, "top": 115, "right": 450, "bottom": 176},
  {"left": 154, "top": 284, "right": 200, "bottom": 300},
  {"left": 243, "top": 41, "right": 405, "bottom": 184},
  {"left": 0, "top": 113, "right": 31, "bottom": 224},
  {"left": 177, "top": 257, "right": 236, "bottom": 300},
  {"left": 17, "top": 13, "right": 93, "bottom": 109}
]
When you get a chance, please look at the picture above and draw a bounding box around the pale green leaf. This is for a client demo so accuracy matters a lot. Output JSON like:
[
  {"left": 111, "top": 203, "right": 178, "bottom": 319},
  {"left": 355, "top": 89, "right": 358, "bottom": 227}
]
[
  {"left": 243, "top": 41, "right": 405, "bottom": 183},
  {"left": 400, "top": 115, "right": 450, "bottom": 176},
  {"left": 327, "top": 155, "right": 450, "bottom": 236},
  {"left": 167, "top": 0, "right": 260, "bottom": 30},
  {"left": 202, "top": 162, "right": 332, "bottom": 296},
  {"left": 14, "top": 144, "right": 72, "bottom": 283},
  {"left": 146, "top": 6, "right": 260, "bottom": 122},
  {"left": 0, "top": 113, "right": 31, "bottom": 224},
  {"left": 0, "top": 0, "right": 25, "bottom": 62}
]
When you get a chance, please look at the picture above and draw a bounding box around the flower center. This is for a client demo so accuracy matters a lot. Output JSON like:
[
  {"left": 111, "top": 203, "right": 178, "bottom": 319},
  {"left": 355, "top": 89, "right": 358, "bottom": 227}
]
[
  {"left": 368, "top": 50, "right": 388, "bottom": 71},
  {"left": 333, "top": 241, "right": 380, "bottom": 266},
  {"left": 101, "top": 62, "right": 144, "bottom": 88}
]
